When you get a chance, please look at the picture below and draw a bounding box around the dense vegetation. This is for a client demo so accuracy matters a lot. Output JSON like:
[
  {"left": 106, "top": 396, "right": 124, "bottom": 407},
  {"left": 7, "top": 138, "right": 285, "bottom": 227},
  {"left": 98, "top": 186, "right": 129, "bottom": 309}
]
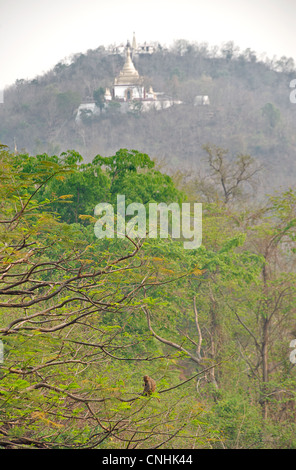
[
  {"left": 1, "top": 40, "right": 296, "bottom": 192},
  {"left": 0, "top": 144, "right": 295, "bottom": 449}
]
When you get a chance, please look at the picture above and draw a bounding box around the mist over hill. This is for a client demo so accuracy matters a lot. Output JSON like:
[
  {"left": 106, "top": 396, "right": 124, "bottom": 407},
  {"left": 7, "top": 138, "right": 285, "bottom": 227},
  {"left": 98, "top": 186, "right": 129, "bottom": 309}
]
[{"left": 1, "top": 39, "right": 295, "bottom": 192}]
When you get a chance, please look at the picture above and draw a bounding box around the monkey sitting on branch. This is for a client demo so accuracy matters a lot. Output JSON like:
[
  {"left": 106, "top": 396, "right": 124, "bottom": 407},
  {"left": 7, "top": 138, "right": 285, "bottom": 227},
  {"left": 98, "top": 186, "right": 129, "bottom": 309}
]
[{"left": 143, "top": 375, "right": 156, "bottom": 397}]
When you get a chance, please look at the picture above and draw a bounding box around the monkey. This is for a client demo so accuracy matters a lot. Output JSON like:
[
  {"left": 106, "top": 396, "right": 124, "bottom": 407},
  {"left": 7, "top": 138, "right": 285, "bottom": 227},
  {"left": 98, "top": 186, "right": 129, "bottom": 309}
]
[{"left": 143, "top": 375, "right": 156, "bottom": 396}]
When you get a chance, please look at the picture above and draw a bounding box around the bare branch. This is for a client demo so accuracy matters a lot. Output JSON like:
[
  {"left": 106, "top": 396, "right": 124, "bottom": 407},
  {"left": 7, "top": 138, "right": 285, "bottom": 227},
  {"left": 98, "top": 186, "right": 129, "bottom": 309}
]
[{"left": 193, "top": 295, "right": 202, "bottom": 359}]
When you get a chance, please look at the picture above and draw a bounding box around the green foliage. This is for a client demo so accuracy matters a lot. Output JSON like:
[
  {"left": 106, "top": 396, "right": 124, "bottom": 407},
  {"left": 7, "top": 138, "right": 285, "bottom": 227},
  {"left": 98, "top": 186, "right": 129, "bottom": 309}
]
[
  {"left": 93, "top": 87, "right": 105, "bottom": 112},
  {"left": 0, "top": 145, "right": 296, "bottom": 449},
  {"left": 93, "top": 148, "right": 155, "bottom": 178},
  {"left": 41, "top": 159, "right": 109, "bottom": 224},
  {"left": 209, "top": 392, "right": 263, "bottom": 448},
  {"left": 93, "top": 149, "right": 184, "bottom": 206}
]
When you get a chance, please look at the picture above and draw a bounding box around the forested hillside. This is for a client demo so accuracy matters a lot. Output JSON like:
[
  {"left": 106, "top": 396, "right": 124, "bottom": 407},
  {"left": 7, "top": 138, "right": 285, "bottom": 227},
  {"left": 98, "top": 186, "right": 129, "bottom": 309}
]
[
  {"left": 1, "top": 40, "right": 296, "bottom": 191},
  {"left": 0, "top": 145, "right": 296, "bottom": 449}
]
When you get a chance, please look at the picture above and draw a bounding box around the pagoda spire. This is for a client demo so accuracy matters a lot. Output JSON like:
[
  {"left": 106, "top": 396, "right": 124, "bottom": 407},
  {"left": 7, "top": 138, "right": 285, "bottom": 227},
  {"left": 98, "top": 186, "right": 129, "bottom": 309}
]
[
  {"left": 132, "top": 32, "right": 137, "bottom": 50},
  {"left": 114, "top": 43, "right": 142, "bottom": 85}
]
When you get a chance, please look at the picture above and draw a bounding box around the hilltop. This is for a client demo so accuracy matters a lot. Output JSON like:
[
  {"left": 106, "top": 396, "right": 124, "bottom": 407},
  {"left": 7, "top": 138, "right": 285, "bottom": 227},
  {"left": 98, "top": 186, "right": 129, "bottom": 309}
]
[{"left": 0, "top": 39, "right": 295, "bottom": 191}]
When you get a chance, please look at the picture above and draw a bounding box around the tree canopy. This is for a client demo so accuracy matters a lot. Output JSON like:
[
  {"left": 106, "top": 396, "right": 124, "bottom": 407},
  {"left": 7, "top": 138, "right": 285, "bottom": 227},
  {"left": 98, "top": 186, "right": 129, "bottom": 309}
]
[{"left": 0, "top": 144, "right": 296, "bottom": 449}]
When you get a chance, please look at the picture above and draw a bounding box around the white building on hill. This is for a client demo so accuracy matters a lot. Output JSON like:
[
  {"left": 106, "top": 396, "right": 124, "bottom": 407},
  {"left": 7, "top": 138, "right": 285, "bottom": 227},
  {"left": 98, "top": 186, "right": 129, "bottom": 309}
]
[
  {"left": 113, "top": 43, "right": 145, "bottom": 101},
  {"left": 76, "top": 39, "right": 182, "bottom": 121}
]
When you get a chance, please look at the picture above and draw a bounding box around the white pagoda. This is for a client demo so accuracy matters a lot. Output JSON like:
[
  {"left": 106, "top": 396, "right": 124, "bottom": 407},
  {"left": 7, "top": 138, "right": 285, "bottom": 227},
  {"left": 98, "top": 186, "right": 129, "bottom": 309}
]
[{"left": 113, "top": 42, "right": 145, "bottom": 101}]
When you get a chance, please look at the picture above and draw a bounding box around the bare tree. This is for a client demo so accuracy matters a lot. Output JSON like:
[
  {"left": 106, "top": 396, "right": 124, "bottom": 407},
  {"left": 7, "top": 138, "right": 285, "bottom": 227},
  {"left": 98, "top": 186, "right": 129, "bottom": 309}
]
[{"left": 202, "top": 144, "right": 263, "bottom": 204}]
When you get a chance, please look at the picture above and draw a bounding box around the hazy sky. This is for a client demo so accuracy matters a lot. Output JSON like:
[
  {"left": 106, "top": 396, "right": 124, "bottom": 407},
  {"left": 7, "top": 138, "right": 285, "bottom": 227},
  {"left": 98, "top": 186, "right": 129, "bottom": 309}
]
[{"left": 0, "top": 0, "right": 296, "bottom": 88}]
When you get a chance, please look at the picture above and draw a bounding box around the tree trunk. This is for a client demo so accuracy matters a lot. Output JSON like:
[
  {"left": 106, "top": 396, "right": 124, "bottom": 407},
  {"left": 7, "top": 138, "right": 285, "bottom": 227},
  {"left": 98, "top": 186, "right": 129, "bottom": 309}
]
[{"left": 261, "top": 318, "right": 269, "bottom": 420}]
